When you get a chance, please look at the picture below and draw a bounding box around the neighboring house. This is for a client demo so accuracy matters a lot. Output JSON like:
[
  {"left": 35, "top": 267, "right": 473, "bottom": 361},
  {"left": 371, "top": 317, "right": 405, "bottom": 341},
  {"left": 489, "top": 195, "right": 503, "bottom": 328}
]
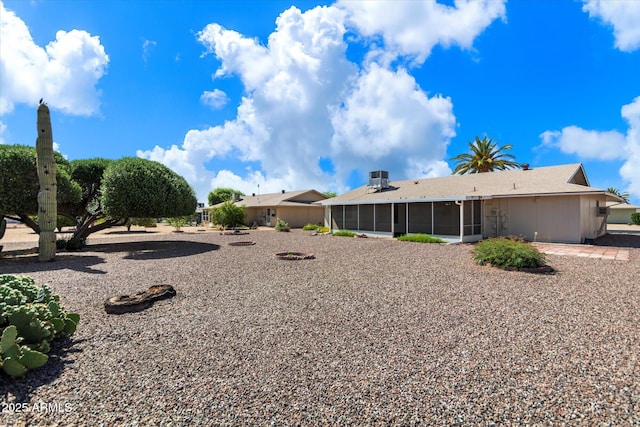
[
  {"left": 203, "top": 189, "right": 327, "bottom": 228},
  {"left": 607, "top": 203, "right": 640, "bottom": 224},
  {"left": 194, "top": 202, "right": 205, "bottom": 225},
  {"left": 321, "top": 164, "right": 623, "bottom": 244}
]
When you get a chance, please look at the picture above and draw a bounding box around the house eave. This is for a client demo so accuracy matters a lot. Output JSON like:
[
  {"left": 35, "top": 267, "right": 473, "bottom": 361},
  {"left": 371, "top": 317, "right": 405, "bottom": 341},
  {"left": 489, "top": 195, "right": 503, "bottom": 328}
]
[
  {"left": 321, "top": 195, "right": 482, "bottom": 206},
  {"left": 322, "top": 190, "right": 613, "bottom": 206}
]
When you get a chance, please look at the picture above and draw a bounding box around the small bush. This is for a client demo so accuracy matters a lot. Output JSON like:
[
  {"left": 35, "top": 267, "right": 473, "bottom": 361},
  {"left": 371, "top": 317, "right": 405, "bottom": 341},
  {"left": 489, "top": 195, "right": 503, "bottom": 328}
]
[
  {"left": 165, "top": 216, "right": 192, "bottom": 232},
  {"left": 317, "top": 226, "right": 330, "bottom": 233},
  {"left": 56, "top": 237, "right": 86, "bottom": 251},
  {"left": 332, "top": 230, "right": 356, "bottom": 237},
  {"left": 473, "top": 237, "right": 546, "bottom": 269},
  {"left": 129, "top": 217, "right": 157, "bottom": 229},
  {"left": 632, "top": 212, "right": 640, "bottom": 226},
  {"left": 397, "top": 234, "right": 445, "bottom": 244},
  {"left": 211, "top": 201, "right": 246, "bottom": 229},
  {"left": 275, "top": 218, "right": 290, "bottom": 232},
  {"left": 0, "top": 275, "right": 79, "bottom": 377},
  {"left": 303, "top": 223, "right": 320, "bottom": 231}
]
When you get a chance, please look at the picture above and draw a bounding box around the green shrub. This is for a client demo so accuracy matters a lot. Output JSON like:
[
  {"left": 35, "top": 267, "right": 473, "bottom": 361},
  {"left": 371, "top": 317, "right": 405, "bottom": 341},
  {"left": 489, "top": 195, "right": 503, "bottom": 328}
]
[
  {"left": 211, "top": 200, "right": 246, "bottom": 229},
  {"left": 165, "top": 215, "right": 192, "bottom": 232},
  {"left": 317, "top": 226, "right": 330, "bottom": 233},
  {"left": 56, "top": 236, "right": 86, "bottom": 251},
  {"left": 303, "top": 223, "right": 320, "bottom": 231},
  {"left": 632, "top": 212, "right": 640, "bottom": 226},
  {"left": 397, "top": 234, "right": 445, "bottom": 244},
  {"left": 130, "top": 217, "right": 157, "bottom": 228},
  {"left": 473, "top": 237, "right": 546, "bottom": 269},
  {"left": 56, "top": 215, "right": 77, "bottom": 232},
  {"left": 275, "top": 218, "right": 290, "bottom": 232},
  {"left": 332, "top": 230, "right": 356, "bottom": 237},
  {"left": 101, "top": 157, "right": 197, "bottom": 219},
  {"left": 0, "top": 275, "right": 79, "bottom": 377}
]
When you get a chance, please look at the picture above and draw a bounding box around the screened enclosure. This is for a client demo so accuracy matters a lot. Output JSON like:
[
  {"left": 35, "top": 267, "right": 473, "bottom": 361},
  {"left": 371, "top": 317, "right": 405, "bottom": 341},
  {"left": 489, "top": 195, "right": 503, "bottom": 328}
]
[{"left": 330, "top": 199, "right": 482, "bottom": 241}]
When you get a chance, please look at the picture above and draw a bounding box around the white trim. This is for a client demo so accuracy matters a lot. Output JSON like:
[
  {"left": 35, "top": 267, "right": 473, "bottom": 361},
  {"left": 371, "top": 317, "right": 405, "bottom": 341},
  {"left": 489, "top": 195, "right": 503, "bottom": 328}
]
[
  {"left": 567, "top": 164, "right": 590, "bottom": 187},
  {"left": 322, "top": 196, "right": 477, "bottom": 206}
]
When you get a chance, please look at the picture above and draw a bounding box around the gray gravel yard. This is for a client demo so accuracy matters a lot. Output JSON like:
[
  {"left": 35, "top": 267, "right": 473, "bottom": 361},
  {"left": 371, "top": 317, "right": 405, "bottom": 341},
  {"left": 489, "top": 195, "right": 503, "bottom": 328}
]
[{"left": 1, "top": 229, "right": 639, "bottom": 425}]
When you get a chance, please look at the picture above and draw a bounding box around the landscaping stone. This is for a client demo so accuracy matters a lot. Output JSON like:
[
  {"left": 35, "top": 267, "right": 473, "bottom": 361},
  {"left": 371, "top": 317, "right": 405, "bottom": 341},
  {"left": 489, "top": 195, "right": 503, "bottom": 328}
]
[
  {"left": 0, "top": 229, "right": 638, "bottom": 425},
  {"left": 104, "top": 285, "right": 176, "bottom": 314}
]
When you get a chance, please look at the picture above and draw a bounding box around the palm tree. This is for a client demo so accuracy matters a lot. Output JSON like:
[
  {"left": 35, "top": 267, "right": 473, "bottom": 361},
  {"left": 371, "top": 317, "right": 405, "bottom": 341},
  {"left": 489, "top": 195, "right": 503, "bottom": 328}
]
[
  {"left": 606, "top": 187, "right": 630, "bottom": 203},
  {"left": 451, "top": 136, "right": 521, "bottom": 174}
]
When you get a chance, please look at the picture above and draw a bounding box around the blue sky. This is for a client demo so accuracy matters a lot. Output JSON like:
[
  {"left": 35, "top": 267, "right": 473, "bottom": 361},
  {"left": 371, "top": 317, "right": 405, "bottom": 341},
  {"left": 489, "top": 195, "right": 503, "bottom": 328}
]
[{"left": 1, "top": 0, "right": 639, "bottom": 204}]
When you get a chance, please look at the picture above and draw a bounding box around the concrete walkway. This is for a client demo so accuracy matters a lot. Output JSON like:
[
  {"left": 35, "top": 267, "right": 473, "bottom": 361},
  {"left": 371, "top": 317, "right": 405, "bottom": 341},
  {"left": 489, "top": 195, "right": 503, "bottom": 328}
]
[{"left": 533, "top": 243, "right": 630, "bottom": 261}]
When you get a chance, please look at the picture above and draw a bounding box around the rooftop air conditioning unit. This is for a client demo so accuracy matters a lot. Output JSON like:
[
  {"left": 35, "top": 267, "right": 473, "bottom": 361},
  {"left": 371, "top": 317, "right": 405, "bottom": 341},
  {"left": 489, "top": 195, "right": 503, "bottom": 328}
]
[
  {"left": 369, "top": 170, "right": 390, "bottom": 190},
  {"left": 596, "top": 206, "right": 610, "bottom": 217}
]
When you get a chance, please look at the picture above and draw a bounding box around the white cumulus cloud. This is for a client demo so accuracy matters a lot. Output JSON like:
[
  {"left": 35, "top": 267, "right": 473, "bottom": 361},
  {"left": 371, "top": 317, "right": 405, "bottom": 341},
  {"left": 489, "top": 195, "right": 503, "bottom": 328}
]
[
  {"left": 619, "top": 96, "right": 640, "bottom": 200},
  {"left": 141, "top": 5, "right": 355, "bottom": 199},
  {"left": 539, "top": 96, "right": 640, "bottom": 201},
  {"left": 330, "top": 63, "right": 456, "bottom": 181},
  {"left": 0, "top": 1, "right": 109, "bottom": 116},
  {"left": 140, "top": 2, "right": 503, "bottom": 201},
  {"left": 538, "top": 126, "right": 626, "bottom": 161},
  {"left": 339, "top": 0, "right": 507, "bottom": 64},
  {"left": 200, "top": 89, "right": 229, "bottom": 109},
  {"left": 582, "top": 0, "right": 640, "bottom": 52},
  {"left": 0, "top": 120, "right": 6, "bottom": 144},
  {"left": 142, "top": 39, "right": 157, "bottom": 64}
]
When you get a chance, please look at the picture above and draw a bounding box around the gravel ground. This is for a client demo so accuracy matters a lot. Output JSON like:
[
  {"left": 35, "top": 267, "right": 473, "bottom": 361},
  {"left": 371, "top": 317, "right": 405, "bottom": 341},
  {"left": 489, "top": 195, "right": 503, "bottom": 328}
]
[{"left": 1, "top": 229, "right": 639, "bottom": 426}]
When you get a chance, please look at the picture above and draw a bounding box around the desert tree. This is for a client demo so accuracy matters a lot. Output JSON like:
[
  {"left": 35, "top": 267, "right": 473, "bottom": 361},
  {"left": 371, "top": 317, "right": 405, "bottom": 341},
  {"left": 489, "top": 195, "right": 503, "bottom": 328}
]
[{"left": 451, "top": 136, "right": 520, "bottom": 174}]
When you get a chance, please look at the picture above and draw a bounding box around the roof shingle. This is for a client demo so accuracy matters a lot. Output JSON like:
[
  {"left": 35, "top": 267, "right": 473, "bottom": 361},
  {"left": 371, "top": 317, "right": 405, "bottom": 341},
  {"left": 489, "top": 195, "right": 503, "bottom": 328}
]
[{"left": 323, "top": 164, "right": 614, "bottom": 205}]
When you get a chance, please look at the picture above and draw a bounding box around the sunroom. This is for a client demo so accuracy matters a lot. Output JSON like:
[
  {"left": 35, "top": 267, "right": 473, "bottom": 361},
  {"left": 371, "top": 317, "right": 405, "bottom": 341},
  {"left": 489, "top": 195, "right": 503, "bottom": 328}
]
[{"left": 328, "top": 198, "right": 483, "bottom": 243}]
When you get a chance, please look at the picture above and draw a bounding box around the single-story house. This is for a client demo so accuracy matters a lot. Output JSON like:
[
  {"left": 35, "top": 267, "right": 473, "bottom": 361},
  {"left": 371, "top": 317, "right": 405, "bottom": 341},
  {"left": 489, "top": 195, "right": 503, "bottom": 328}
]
[
  {"left": 202, "top": 189, "right": 327, "bottom": 228},
  {"left": 607, "top": 203, "right": 640, "bottom": 224},
  {"left": 321, "top": 164, "right": 623, "bottom": 244}
]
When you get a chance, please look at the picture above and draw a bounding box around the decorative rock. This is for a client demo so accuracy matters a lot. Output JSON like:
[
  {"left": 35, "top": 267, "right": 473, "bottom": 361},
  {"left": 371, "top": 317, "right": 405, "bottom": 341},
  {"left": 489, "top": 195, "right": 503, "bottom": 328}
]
[
  {"left": 227, "top": 241, "right": 256, "bottom": 246},
  {"left": 274, "top": 252, "right": 315, "bottom": 260},
  {"left": 104, "top": 285, "right": 176, "bottom": 314}
]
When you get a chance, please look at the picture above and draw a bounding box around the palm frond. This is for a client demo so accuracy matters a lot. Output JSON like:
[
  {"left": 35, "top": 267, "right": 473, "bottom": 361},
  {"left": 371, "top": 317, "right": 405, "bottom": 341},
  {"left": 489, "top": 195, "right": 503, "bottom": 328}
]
[{"left": 451, "top": 136, "right": 521, "bottom": 174}]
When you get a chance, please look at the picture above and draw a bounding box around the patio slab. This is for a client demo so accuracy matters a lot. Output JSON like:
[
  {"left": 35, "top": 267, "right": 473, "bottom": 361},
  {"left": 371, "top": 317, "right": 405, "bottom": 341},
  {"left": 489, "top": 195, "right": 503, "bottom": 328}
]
[{"left": 533, "top": 242, "right": 630, "bottom": 261}]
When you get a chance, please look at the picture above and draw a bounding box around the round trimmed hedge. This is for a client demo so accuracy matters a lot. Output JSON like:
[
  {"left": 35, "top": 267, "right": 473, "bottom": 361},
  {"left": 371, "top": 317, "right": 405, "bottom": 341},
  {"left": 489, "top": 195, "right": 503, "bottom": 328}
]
[{"left": 473, "top": 237, "right": 546, "bottom": 269}]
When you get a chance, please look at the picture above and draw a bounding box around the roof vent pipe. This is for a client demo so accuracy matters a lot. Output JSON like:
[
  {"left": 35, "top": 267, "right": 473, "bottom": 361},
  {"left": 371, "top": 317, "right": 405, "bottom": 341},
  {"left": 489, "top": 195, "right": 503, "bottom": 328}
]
[{"left": 522, "top": 163, "right": 530, "bottom": 170}]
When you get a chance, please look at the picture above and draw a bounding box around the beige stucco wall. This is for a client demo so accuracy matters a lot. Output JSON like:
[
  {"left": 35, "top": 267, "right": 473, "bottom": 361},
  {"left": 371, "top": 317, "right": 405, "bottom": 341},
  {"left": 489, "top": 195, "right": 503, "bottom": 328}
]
[
  {"left": 243, "top": 206, "right": 323, "bottom": 228},
  {"left": 483, "top": 196, "right": 585, "bottom": 243},
  {"left": 607, "top": 207, "right": 640, "bottom": 224},
  {"left": 273, "top": 206, "right": 324, "bottom": 228},
  {"left": 202, "top": 205, "right": 323, "bottom": 228},
  {"left": 579, "top": 195, "right": 608, "bottom": 240}
]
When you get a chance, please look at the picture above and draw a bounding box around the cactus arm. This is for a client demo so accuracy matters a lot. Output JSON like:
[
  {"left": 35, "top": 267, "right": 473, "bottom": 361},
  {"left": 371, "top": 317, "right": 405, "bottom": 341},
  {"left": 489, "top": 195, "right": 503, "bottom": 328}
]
[{"left": 36, "top": 102, "right": 57, "bottom": 261}]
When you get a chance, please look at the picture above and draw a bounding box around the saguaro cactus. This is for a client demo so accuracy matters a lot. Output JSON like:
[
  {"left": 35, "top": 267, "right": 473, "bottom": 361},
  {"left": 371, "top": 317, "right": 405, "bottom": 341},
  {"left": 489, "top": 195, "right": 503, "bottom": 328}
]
[{"left": 36, "top": 101, "right": 57, "bottom": 261}]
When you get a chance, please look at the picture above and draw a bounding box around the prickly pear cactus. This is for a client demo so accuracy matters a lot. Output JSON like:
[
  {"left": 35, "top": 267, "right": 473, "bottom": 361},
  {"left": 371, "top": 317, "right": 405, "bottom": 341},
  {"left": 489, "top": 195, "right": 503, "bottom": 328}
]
[
  {"left": 0, "top": 274, "right": 79, "bottom": 377},
  {"left": 0, "top": 325, "right": 48, "bottom": 377},
  {"left": 36, "top": 102, "right": 57, "bottom": 261}
]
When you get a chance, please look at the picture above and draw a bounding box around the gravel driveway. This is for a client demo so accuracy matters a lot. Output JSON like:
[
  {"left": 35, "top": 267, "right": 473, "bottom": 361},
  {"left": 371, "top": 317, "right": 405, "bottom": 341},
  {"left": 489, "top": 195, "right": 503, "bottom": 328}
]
[{"left": 1, "top": 230, "right": 639, "bottom": 425}]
